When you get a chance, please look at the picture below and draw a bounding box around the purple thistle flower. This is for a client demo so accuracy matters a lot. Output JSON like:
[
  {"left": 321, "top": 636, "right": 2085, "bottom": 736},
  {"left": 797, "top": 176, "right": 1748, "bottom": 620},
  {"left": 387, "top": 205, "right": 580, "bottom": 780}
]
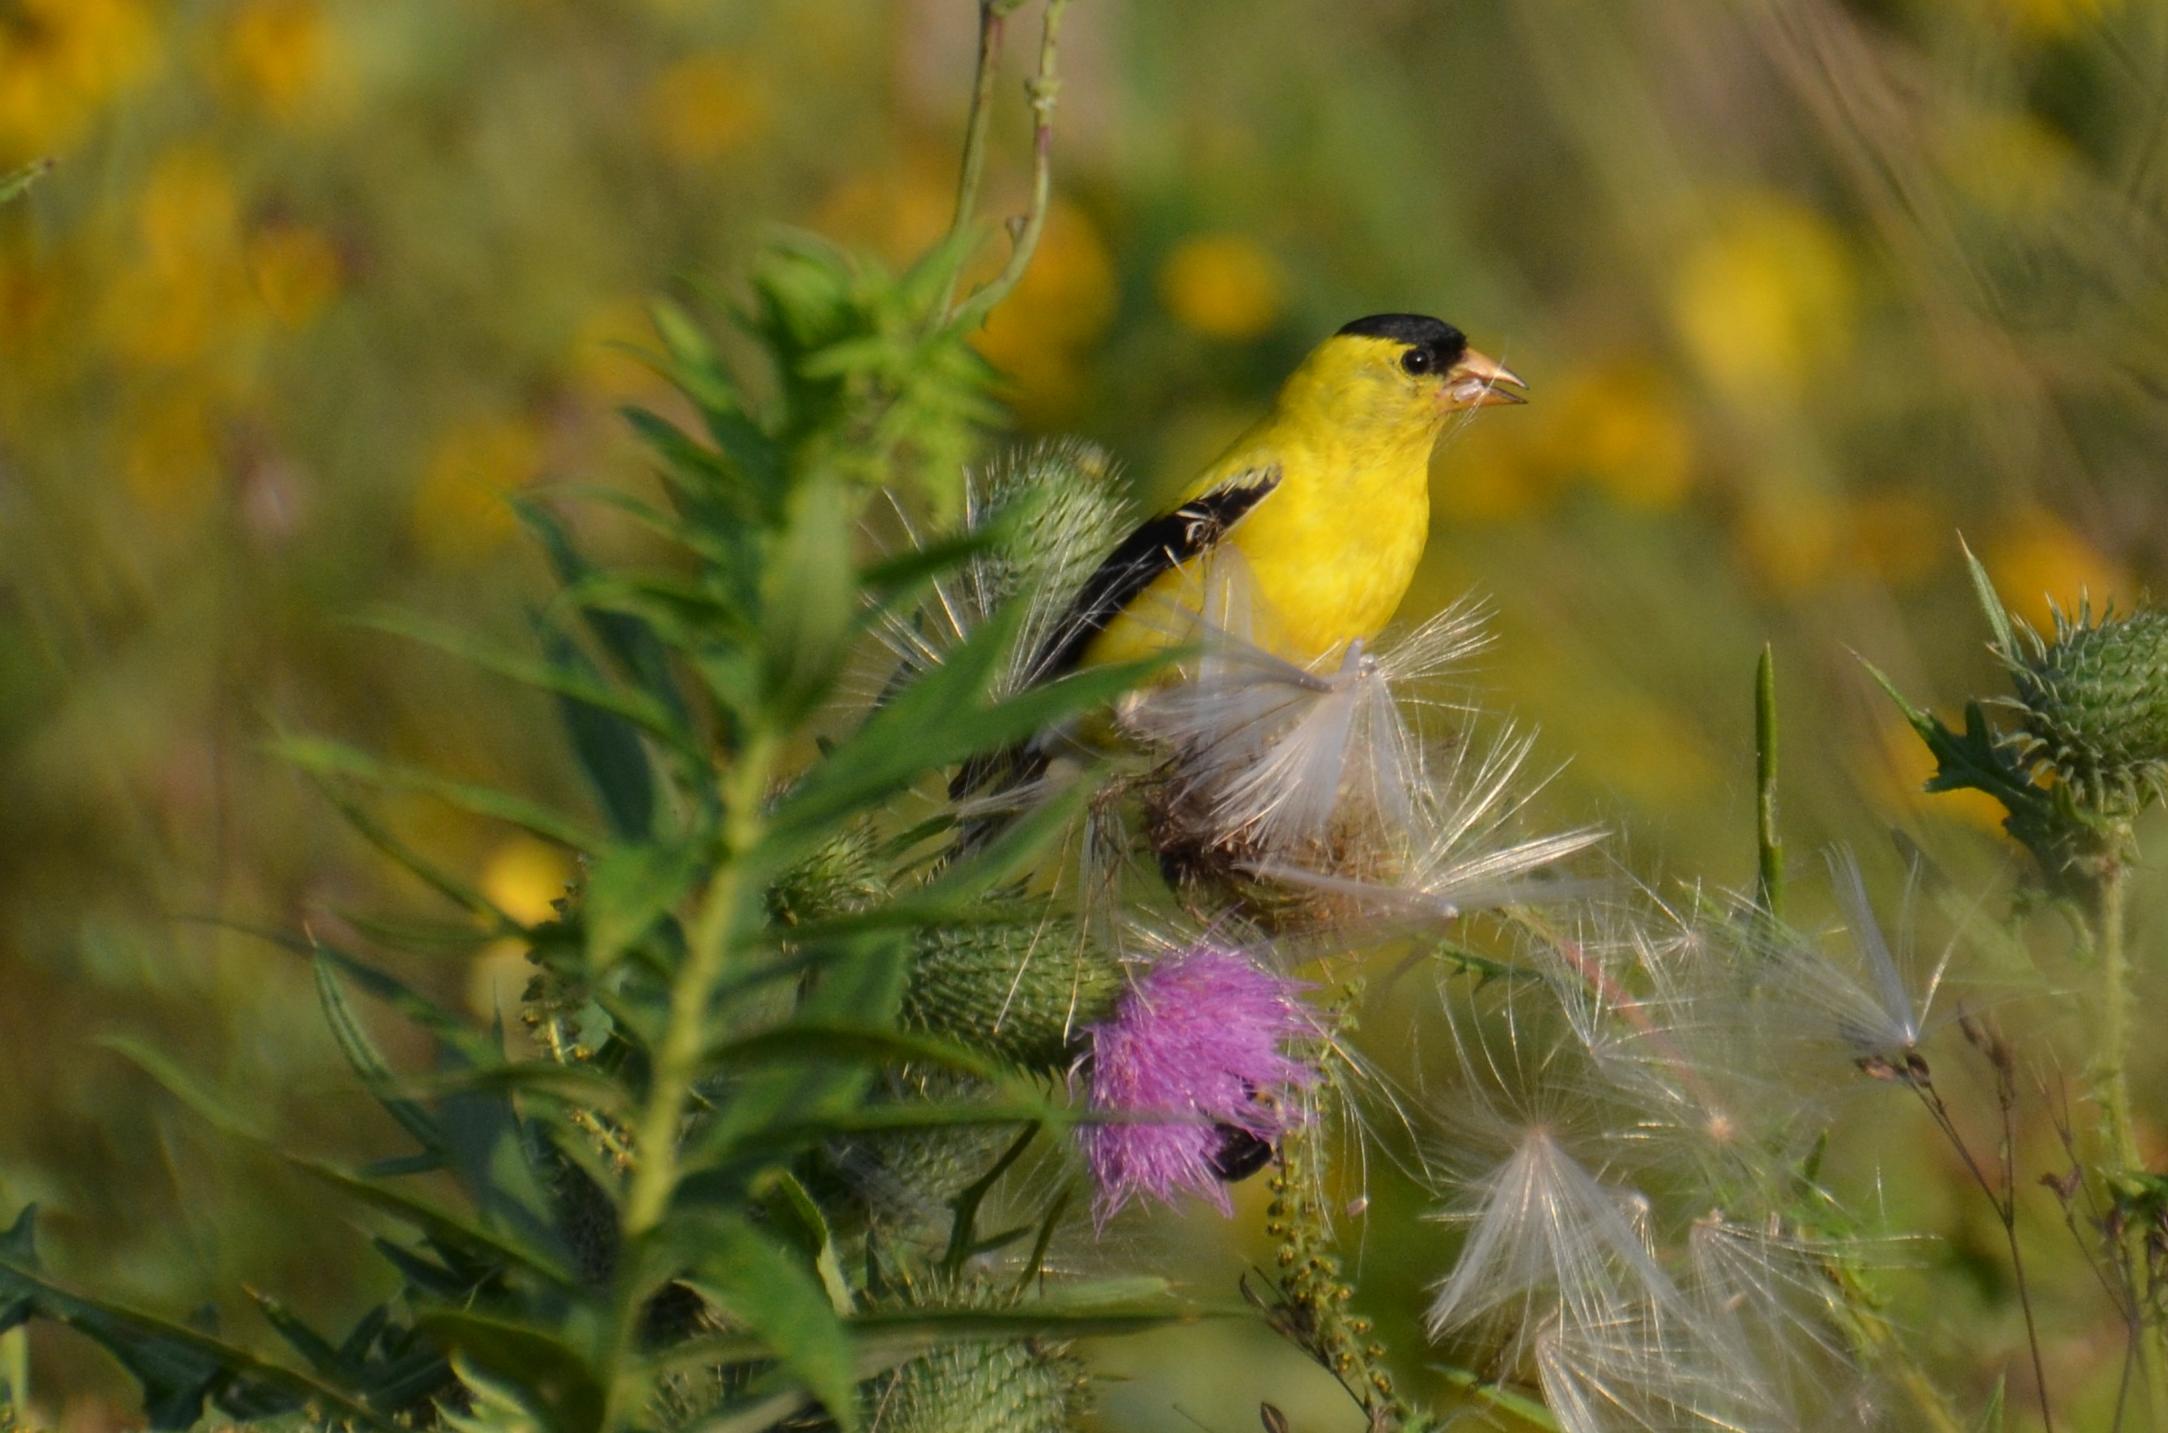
[{"left": 1080, "top": 945, "right": 1318, "bottom": 1226}]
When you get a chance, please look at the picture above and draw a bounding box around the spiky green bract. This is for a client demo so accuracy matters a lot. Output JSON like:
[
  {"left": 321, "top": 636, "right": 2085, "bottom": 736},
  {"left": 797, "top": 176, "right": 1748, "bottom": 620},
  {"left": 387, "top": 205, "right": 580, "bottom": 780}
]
[
  {"left": 772, "top": 824, "right": 890, "bottom": 925},
  {"left": 903, "top": 915, "right": 1123, "bottom": 1072},
  {"left": 2003, "top": 604, "right": 2168, "bottom": 816},
  {"left": 1865, "top": 544, "right": 2152, "bottom": 885},
  {"left": 883, "top": 440, "right": 1133, "bottom": 706},
  {"left": 973, "top": 440, "right": 1132, "bottom": 625},
  {"left": 868, "top": 1337, "right": 1087, "bottom": 1433},
  {"left": 814, "top": 1069, "right": 1013, "bottom": 1235}
]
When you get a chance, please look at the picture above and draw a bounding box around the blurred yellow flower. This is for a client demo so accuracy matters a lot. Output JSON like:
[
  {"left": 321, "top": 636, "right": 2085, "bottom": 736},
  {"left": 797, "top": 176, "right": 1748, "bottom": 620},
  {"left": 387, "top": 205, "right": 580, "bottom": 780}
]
[
  {"left": 412, "top": 416, "right": 546, "bottom": 562},
  {"left": 1995, "top": 0, "right": 2121, "bottom": 39},
  {"left": 98, "top": 148, "right": 251, "bottom": 365},
  {"left": 646, "top": 50, "right": 771, "bottom": 164},
  {"left": 467, "top": 836, "right": 572, "bottom": 1016},
  {"left": 221, "top": 0, "right": 342, "bottom": 124},
  {"left": 1985, "top": 508, "right": 2127, "bottom": 631},
  {"left": 481, "top": 835, "right": 573, "bottom": 925},
  {"left": 0, "top": 250, "right": 60, "bottom": 352},
  {"left": 1431, "top": 411, "right": 1555, "bottom": 522},
  {"left": 812, "top": 155, "right": 955, "bottom": 264},
  {"left": 1671, "top": 194, "right": 1855, "bottom": 400},
  {"left": 0, "top": 0, "right": 153, "bottom": 158},
  {"left": 566, "top": 297, "right": 668, "bottom": 404},
  {"left": 247, "top": 224, "right": 343, "bottom": 329},
  {"left": 1545, "top": 362, "right": 1695, "bottom": 509},
  {"left": 1156, "top": 233, "right": 1286, "bottom": 341},
  {"left": 122, "top": 388, "right": 224, "bottom": 516},
  {"left": 139, "top": 146, "right": 241, "bottom": 271},
  {"left": 1939, "top": 109, "right": 2073, "bottom": 217},
  {"left": 1736, "top": 487, "right": 1841, "bottom": 593},
  {"left": 105, "top": 258, "right": 245, "bottom": 367},
  {"left": 973, "top": 199, "right": 1117, "bottom": 420},
  {"left": 1844, "top": 489, "right": 1946, "bottom": 591}
]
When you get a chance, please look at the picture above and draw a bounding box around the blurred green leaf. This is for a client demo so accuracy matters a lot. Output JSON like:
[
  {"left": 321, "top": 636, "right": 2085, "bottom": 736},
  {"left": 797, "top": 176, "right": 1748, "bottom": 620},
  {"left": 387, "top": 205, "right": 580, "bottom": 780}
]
[
  {"left": 0, "top": 159, "right": 50, "bottom": 206},
  {"left": 0, "top": 1207, "right": 379, "bottom": 1428},
  {"left": 287, "top": 1155, "right": 581, "bottom": 1293},
  {"left": 273, "top": 734, "right": 603, "bottom": 851},
  {"left": 413, "top": 1311, "right": 604, "bottom": 1433},
  {"left": 103, "top": 1039, "right": 579, "bottom": 1291},
  {"left": 683, "top": 1217, "right": 860, "bottom": 1432},
  {"left": 760, "top": 471, "right": 858, "bottom": 720},
  {"left": 706, "top": 1020, "right": 999, "bottom": 1082},
  {"left": 584, "top": 840, "right": 703, "bottom": 972},
  {"left": 534, "top": 617, "right": 664, "bottom": 842},
  {"left": 755, "top": 1173, "right": 853, "bottom": 1316},
  {"left": 316, "top": 953, "right": 446, "bottom": 1157},
  {"left": 516, "top": 499, "right": 694, "bottom": 726}
]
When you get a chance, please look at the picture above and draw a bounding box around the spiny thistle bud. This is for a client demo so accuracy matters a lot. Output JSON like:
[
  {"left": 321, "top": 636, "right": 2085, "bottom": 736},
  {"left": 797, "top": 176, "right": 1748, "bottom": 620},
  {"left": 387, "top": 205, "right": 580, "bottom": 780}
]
[
  {"left": 814, "top": 1066, "right": 1026, "bottom": 1236},
  {"left": 2004, "top": 604, "right": 2168, "bottom": 814},
  {"left": 973, "top": 440, "right": 1132, "bottom": 618},
  {"left": 769, "top": 823, "right": 887, "bottom": 926},
  {"left": 870, "top": 1338, "right": 1088, "bottom": 1433},
  {"left": 903, "top": 916, "right": 1124, "bottom": 1072}
]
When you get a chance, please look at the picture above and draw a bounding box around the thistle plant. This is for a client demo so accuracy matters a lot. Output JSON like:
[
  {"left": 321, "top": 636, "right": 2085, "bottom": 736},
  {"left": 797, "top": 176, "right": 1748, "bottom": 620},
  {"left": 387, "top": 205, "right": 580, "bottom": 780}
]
[
  {"left": 6, "top": 7, "right": 2151, "bottom": 1433},
  {"left": 1872, "top": 542, "right": 2168, "bottom": 1421}
]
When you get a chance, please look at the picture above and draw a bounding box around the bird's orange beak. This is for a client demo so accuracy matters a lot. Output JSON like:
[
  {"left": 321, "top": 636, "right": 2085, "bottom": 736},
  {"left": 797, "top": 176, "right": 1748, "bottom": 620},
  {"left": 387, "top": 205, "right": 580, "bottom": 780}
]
[{"left": 1443, "top": 348, "right": 1528, "bottom": 408}]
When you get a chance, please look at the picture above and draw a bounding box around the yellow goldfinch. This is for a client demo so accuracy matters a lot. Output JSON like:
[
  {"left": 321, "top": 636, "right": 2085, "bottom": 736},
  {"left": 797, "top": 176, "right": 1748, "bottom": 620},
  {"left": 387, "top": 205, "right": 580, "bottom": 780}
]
[{"left": 1031, "top": 314, "right": 1524, "bottom": 681}]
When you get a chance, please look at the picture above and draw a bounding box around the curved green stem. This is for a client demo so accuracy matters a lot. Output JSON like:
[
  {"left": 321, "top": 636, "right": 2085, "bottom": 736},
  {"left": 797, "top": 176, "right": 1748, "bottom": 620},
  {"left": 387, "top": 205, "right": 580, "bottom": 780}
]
[
  {"left": 932, "top": 2, "right": 1010, "bottom": 318},
  {"left": 948, "top": 0, "right": 1071, "bottom": 334}
]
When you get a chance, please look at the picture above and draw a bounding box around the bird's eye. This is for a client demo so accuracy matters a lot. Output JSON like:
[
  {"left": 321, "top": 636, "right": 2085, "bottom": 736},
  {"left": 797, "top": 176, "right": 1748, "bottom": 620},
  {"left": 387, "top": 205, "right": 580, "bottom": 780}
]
[{"left": 1400, "top": 347, "right": 1434, "bottom": 376}]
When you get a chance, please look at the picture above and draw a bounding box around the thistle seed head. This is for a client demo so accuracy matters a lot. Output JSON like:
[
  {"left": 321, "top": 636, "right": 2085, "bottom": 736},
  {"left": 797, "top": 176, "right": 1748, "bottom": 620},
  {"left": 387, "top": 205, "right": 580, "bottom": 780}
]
[
  {"left": 973, "top": 439, "right": 1133, "bottom": 615},
  {"left": 2004, "top": 604, "right": 2168, "bottom": 814},
  {"left": 903, "top": 916, "right": 1125, "bottom": 1072},
  {"left": 871, "top": 1338, "right": 1088, "bottom": 1433},
  {"left": 769, "top": 823, "right": 887, "bottom": 926}
]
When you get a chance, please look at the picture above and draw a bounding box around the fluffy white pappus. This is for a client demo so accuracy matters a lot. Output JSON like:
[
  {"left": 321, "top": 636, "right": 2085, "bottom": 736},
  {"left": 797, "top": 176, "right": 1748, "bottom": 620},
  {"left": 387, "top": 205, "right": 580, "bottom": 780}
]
[
  {"left": 1249, "top": 722, "right": 1604, "bottom": 920},
  {"left": 1132, "top": 592, "right": 1492, "bottom": 869},
  {"left": 1530, "top": 895, "right": 1832, "bottom": 1198},
  {"left": 1747, "top": 849, "right": 1955, "bottom": 1077},
  {"left": 1424, "top": 1125, "right": 1693, "bottom": 1368},
  {"left": 1683, "top": 1213, "right": 1887, "bottom": 1427},
  {"left": 1532, "top": 1307, "right": 1784, "bottom": 1433}
]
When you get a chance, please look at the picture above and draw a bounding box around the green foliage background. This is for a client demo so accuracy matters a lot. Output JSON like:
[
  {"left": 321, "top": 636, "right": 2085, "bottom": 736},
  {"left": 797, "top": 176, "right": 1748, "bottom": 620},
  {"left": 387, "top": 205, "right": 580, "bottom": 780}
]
[{"left": 3, "top": 0, "right": 2167, "bottom": 1428}]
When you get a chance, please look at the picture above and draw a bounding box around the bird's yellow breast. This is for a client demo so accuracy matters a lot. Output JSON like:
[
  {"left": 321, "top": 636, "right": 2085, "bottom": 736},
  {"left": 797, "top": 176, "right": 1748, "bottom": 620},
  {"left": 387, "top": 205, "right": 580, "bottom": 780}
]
[{"left": 1085, "top": 341, "right": 1444, "bottom": 672}]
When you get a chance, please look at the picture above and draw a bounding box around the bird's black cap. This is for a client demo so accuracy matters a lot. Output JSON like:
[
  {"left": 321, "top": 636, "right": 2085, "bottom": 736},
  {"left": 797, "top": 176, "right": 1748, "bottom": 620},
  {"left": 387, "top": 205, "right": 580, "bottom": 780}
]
[{"left": 1336, "top": 313, "right": 1467, "bottom": 370}]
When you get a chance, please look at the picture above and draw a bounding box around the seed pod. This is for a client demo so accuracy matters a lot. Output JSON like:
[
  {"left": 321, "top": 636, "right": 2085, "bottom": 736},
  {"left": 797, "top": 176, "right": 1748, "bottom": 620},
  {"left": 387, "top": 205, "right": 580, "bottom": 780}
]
[
  {"left": 871, "top": 1338, "right": 1088, "bottom": 1433},
  {"left": 903, "top": 917, "right": 1124, "bottom": 1072},
  {"left": 807, "top": 1063, "right": 1026, "bottom": 1238},
  {"left": 770, "top": 823, "right": 888, "bottom": 926},
  {"left": 2005, "top": 606, "right": 2168, "bottom": 813},
  {"left": 974, "top": 440, "right": 1132, "bottom": 621}
]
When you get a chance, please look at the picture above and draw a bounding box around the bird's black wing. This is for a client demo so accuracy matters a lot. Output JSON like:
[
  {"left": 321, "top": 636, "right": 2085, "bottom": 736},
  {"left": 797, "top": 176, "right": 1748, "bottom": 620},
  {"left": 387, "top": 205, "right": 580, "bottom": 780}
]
[
  {"left": 949, "top": 466, "right": 1279, "bottom": 812},
  {"left": 1021, "top": 466, "right": 1282, "bottom": 684}
]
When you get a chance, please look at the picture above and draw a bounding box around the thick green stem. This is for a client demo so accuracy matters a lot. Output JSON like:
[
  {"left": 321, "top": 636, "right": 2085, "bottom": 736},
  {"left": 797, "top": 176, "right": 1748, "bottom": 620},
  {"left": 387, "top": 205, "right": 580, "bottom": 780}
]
[
  {"left": 621, "top": 731, "right": 778, "bottom": 1239},
  {"left": 2086, "top": 828, "right": 2168, "bottom": 1421},
  {"left": 604, "top": 734, "right": 776, "bottom": 1423},
  {"left": 2099, "top": 854, "right": 2140, "bottom": 1174}
]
